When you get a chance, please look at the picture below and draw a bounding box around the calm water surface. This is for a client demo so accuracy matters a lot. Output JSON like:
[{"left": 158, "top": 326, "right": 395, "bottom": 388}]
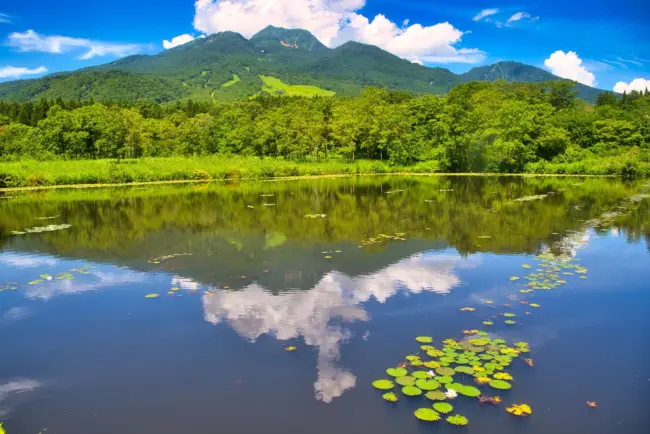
[{"left": 0, "top": 176, "right": 649, "bottom": 434}]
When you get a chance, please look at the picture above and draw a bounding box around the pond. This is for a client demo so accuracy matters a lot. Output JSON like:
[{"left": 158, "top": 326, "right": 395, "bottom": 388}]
[{"left": 1, "top": 176, "right": 649, "bottom": 434}]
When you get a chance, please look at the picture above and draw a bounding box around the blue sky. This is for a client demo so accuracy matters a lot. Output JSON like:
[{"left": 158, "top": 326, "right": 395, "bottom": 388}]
[{"left": 1, "top": 0, "right": 649, "bottom": 92}]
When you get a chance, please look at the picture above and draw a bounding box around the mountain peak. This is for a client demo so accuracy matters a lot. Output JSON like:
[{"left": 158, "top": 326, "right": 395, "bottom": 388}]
[{"left": 251, "top": 26, "right": 328, "bottom": 52}]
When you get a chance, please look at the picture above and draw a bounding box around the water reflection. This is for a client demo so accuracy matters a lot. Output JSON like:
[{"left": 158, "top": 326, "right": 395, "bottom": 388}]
[{"left": 202, "top": 252, "right": 464, "bottom": 402}]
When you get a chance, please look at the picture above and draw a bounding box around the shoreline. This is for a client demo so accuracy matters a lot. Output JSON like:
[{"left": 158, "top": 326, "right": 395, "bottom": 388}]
[{"left": 0, "top": 172, "right": 617, "bottom": 193}]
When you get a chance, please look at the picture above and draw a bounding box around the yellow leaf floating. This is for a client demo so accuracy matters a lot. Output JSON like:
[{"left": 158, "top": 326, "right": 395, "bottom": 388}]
[
  {"left": 506, "top": 404, "right": 532, "bottom": 416},
  {"left": 493, "top": 372, "right": 513, "bottom": 381},
  {"left": 171, "top": 287, "right": 180, "bottom": 291},
  {"left": 530, "top": 303, "right": 541, "bottom": 308},
  {"left": 522, "top": 264, "right": 532, "bottom": 269},
  {"left": 145, "top": 293, "right": 160, "bottom": 299},
  {"left": 460, "top": 307, "right": 476, "bottom": 312},
  {"left": 285, "top": 346, "right": 297, "bottom": 352}
]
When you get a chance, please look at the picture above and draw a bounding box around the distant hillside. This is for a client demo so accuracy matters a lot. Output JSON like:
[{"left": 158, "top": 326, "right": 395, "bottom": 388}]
[{"left": 0, "top": 26, "right": 609, "bottom": 103}]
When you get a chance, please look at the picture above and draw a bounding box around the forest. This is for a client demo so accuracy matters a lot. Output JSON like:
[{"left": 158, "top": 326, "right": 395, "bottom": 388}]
[{"left": 1, "top": 80, "right": 649, "bottom": 182}]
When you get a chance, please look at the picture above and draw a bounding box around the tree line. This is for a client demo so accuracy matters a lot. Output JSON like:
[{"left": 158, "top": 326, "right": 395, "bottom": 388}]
[{"left": 1, "top": 81, "right": 649, "bottom": 173}]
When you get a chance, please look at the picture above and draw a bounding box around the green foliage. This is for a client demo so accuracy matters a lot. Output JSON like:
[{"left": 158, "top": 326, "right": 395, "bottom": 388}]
[{"left": 0, "top": 79, "right": 648, "bottom": 179}]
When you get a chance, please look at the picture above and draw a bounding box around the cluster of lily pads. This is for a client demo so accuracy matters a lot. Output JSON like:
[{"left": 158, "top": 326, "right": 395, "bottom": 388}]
[
  {"left": 1, "top": 265, "right": 95, "bottom": 293},
  {"left": 372, "top": 333, "right": 532, "bottom": 425},
  {"left": 358, "top": 232, "right": 407, "bottom": 248},
  {"left": 10, "top": 224, "right": 71, "bottom": 235}
]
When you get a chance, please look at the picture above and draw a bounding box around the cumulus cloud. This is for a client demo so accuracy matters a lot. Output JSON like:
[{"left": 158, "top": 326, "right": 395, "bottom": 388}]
[
  {"left": 544, "top": 50, "right": 596, "bottom": 86},
  {"left": 203, "top": 252, "right": 463, "bottom": 402},
  {"left": 8, "top": 29, "right": 143, "bottom": 60},
  {"left": 163, "top": 33, "right": 200, "bottom": 49},
  {"left": 613, "top": 78, "right": 650, "bottom": 93},
  {"left": 192, "top": 0, "right": 484, "bottom": 64},
  {"left": 473, "top": 8, "right": 499, "bottom": 21}
]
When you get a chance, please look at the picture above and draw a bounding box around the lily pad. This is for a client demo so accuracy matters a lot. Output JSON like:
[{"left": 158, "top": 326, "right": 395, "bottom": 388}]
[
  {"left": 454, "top": 366, "right": 474, "bottom": 375},
  {"left": 493, "top": 372, "right": 513, "bottom": 381},
  {"left": 433, "top": 402, "right": 454, "bottom": 414},
  {"left": 446, "top": 415, "right": 469, "bottom": 426},
  {"left": 489, "top": 380, "right": 512, "bottom": 390},
  {"left": 412, "top": 371, "right": 430, "bottom": 379},
  {"left": 505, "top": 320, "right": 516, "bottom": 325},
  {"left": 402, "top": 386, "right": 423, "bottom": 396},
  {"left": 414, "top": 408, "right": 440, "bottom": 422},
  {"left": 436, "top": 367, "right": 455, "bottom": 376},
  {"left": 506, "top": 403, "right": 532, "bottom": 416},
  {"left": 382, "top": 392, "right": 399, "bottom": 402},
  {"left": 425, "top": 391, "right": 447, "bottom": 401},
  {"left": 469, "top": 338, "right": 489, "bottom": 346},
  {"left": 416, "top": 336, "right": 433, "bottom": 343},
  {"left": 145, "top": 293, "right": 160, "bottom": 298},
  {"left": 386, "top": 367, "right": 408, "bottom": 377},
  {"left": 415, "top": 379, "right": 440, "bottom": 390},
  {"left": 437, "top": 375, "right": 453, "bottom": 384},
  {"left": 503, "top": 313, "right": 516, "bottom": 317},
  {"left": 395, "top": 376, "right": 416, "bottom": 386},
  {"left": 423, "top": 361, "right": 441, "bottom": 369},
  {"left": 458, "top": 385, "right": 481, "bottom": 397},
  {"left": 372, "top": 379, "right": 395, "bottom": 390}
]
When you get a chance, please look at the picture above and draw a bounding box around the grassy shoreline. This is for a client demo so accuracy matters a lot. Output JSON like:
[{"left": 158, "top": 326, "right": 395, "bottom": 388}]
[{"left": 0, "top": 157, "right": 642, "bottom": 191}]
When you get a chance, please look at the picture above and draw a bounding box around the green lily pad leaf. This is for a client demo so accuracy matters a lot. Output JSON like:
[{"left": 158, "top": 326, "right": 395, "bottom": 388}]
[
  {"left": 386, "top": 368, "right": 408, "bottom": 377},
  {"left": 382, "top": 392, "right": 398, "bottom": 402},
  {"left": 425, "top": 391, "right": 447, "bottom": 401},
  {"left": 505, "top": 320, "right": 516, "bottom": 325},
  {"left": 437, "top": 375, "right": 453, "bottom": 384},
  {"left": 411, "top": 360, "right": 423, "bottom": 366},
  {"left": 492, "top": 339, "right": 506, "bottom": 344},
  {"left": 415, "top": 379, "right": 440, "bottom": 390},
  {"left": 427, "top": 349, "right": 445, "bottom": 357},
  {"left": 503, "top": 313, "right": 516, "bottom": 317},
  {"left": 416, "top": 336, "right": 433, "bottom": 343},
  {"left": 414, "top": 408, "right": 440, "bottom": 422},
  {"left": 436, "top": 367, "right": 455, "bottom": 376},
  {"left": 446, "top": 415, "right": 469, "bottom": 426},
  {"left": 477, "top": 331, "right": 489, "bottom": 336},
  {"left": 402, "top": 386, "right": 423, "bottom": 396},
  {"left": 372, "top": 379, "right": 395, "bottom": 390},
  {"left": 469, "top": 338, "right": 489, "bottom": 346},
  {"left": 433, "top": 402, "right": 454, "bottom": 414},
  {"left": 458, "top": 385, "right": 481, "bottom": 397},
  {"left": 489, "top": 380, "right": 512, "bottom": 390},
  {"left": 439, "top": 356, "right": 455, "bottom": 364},
  {"left": 412, "top": 371, "right": 429, "bottom": 379},
  {"left": 406, "top": 355, "right": 420, "bottom": 361},
  {"left": 454, "top": 366, "right": 474, "bottom": 375},
  {"left": 145, "top": 293, "right": 160, "bottom": 298},
  {"left": 395, "top": 376, "right": 416, "bottom": 386},
  {"left": 482, "top": 320, "right": 494, "bottom": 326},
  {"left": 420, "top": 345, "right": 435, "bottom": 351}
]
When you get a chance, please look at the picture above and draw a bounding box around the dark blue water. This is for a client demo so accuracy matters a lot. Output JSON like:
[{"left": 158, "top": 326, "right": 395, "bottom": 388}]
[{"left": 0, "top": 177, "right": 648, "bottom": 434}]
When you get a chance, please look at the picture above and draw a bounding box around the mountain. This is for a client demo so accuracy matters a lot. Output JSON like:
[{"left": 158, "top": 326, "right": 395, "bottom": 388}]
[
  {"left": 459, "top": 61, "right": 602, "bottom": 102},
  {"left": 0, "top": 26, "right": 608, "bottom": 103}
]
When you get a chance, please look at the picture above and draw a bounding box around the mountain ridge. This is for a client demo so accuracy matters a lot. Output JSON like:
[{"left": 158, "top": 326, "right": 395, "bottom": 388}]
[{"left": 0, "top": 27, "right": 609, "bottom": 103}]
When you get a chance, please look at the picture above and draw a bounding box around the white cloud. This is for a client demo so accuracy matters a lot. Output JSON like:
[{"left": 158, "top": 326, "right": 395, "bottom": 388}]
[
  {"left": 544, "top": 50, "right": 596, "bottom": 86},
  {"left": 0, "top": 253, "right": 56, "bottom": 267},
  {"left": 203, "top": 252, "right": 463, "bottom": 402},
  {"left": 193, "top": 0, "right": 484, "bottom": 64},
  {"left": 507, "top": 12, "right": 532, "bottom": 23},
  {"left": 8, "top": 29, "right": 143, "bottom": 60},
  {"left": 0, "top": 13, "right": 11, "bottom": 23},
  {"left": 613, "top": 78, "right": 650, "bottom": 93},
  {"left": 163, "top": 33, "right": 199, "bottom": 49},
  {"left": 0, "top": 65, "right": 48, "bottom": 79},
  {"left": 473, "top": 8, "right": 499, "bottom": 21}
]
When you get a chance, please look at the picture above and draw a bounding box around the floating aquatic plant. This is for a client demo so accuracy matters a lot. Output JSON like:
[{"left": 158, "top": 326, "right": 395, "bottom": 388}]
[
  {"left": 489, "top": 380, "right": 512, "bottom": 390},
  {"left": 414, "top": 408, "right": 440, "bottom": 422},
  {"left": 460, "top": 307, "right": 475, "bottom": 312},
  {"left": 415, "top": 379, "right": 440, "bottom": 390},
  {"left": 372, "top": 380, "right": 395, "bottom": 390},
  {"left": 416, "top": 336, "right": 433, "bottom": 343},
  {"left": 506, "top": 403, "right": 532, "bottom": 416},
  {"left": 145, "top": 293, "right": 160, "bottom": 298},
  {"left": 446, "top": 414, "right": 469, "bottom": 426},
  {"left": 395, "top": 376, "right": 415, "bottom": 386},
  {"left": 386, "top": 368, "right": 408, "bottom": 377},
  {"left": 285, "top": 346, "right": 297, "bottom": 352},
  {"left": 402, "top": 386, "right": 423, "bottom": 396},
  {"left": 382, "top": 392, "right": 398, "bottom": 402},
  {"left": 433, "top": 402, "right": 454, "bottom": 413}
]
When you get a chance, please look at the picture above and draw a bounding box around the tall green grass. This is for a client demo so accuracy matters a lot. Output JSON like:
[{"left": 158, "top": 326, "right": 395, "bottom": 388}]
[{"left": 0, "top": 157, "right": 426, "bottom": 188}]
